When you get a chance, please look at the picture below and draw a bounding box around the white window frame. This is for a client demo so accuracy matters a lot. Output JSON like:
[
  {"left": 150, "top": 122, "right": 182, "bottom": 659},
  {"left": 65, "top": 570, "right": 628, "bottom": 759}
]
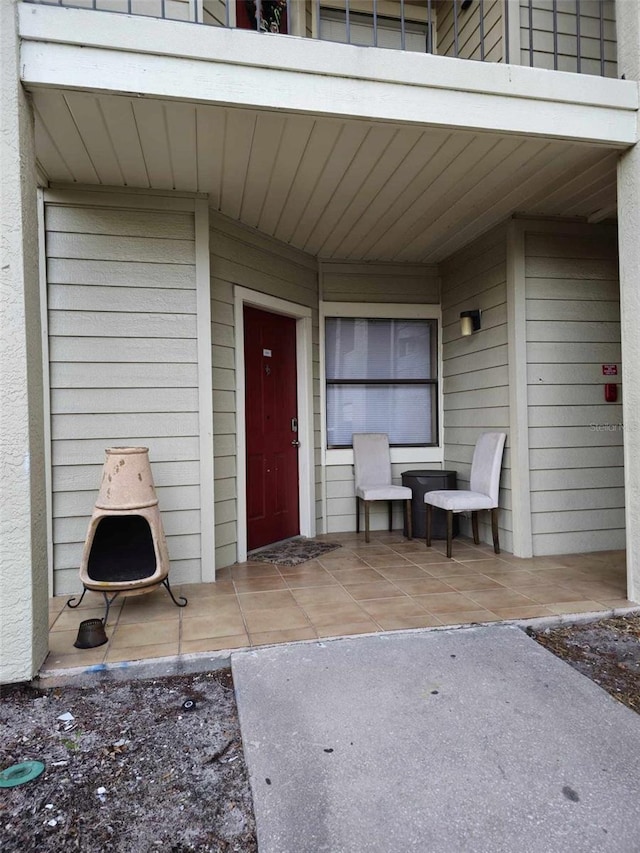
[{"left": 320, "top": 302, "right": 444, "bottom": 467}]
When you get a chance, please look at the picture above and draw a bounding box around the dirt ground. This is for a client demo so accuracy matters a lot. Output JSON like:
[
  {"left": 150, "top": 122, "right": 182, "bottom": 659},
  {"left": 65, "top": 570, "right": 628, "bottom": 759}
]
[
  {"left": 1, "top": 615, "right": 638, "bottom": 852},
  {"left": 0, "top": 668, "right": 257, "bottom": 852},
  {"left": 528, "top": 613, "right": 640, "bottom": 715}
]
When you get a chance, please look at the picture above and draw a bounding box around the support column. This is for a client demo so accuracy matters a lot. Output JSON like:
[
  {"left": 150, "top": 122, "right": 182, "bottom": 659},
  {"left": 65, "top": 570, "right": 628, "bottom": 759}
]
[
  {"left": 615, "top": 0, "right": 640, "bottom": 603},
  {"left": 0, "top": 0, "right": 49, "bottom": 682}
]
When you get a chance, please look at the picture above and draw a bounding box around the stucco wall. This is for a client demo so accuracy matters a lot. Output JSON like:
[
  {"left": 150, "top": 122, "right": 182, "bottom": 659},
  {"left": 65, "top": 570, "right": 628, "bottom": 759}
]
[{"left": 0, "top": 0, "right": 48, "bottom": 683}]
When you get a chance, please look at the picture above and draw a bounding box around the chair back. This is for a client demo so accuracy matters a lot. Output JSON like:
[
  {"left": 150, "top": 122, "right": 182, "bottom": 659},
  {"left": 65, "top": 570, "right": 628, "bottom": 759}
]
[
  {"left": 469, "top": 432, "right": 506, "bottom": 505},
  {"left": 353, "top": 433, "right": 392, "bottom": 488}
]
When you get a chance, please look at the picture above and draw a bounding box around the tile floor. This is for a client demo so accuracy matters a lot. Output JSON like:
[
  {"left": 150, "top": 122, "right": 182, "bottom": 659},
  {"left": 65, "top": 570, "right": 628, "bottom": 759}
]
[{"left": 45, "top": 533, "right": 637, "bottom": 672}]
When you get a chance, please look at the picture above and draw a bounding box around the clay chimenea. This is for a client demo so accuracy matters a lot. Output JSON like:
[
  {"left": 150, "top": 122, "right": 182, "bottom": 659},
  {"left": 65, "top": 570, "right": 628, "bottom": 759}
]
[{"left": 67, "top": 447, "right": 187, "bottom": 625}]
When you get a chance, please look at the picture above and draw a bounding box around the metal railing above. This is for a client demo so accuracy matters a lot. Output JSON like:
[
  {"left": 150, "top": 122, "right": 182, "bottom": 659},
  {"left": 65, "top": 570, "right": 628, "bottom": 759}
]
[{"left": 23, "top": 1, "right": 617, "bottom": 77}]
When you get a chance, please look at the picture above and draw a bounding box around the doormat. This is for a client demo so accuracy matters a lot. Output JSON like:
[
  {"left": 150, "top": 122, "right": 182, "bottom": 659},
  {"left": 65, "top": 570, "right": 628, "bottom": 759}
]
[{"left": 249, "top": 538, "right": 342, "bottom": 567}]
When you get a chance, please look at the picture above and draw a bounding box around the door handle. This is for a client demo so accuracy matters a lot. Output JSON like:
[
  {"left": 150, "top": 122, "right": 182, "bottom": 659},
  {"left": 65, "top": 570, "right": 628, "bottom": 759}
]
[{"left": 291, "top": 440, "right": 301, "bottom": 447}]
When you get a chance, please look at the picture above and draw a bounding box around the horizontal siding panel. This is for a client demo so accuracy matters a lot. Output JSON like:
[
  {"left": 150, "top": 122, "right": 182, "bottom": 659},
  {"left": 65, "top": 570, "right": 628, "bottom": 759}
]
[
  {"left": 527, "top": 342, "right": 621, "bottom": 363},
  {"left": 445, "top": 365, "right": 510, "bottom": 394},
  {"left": 530, "top": 466, "right": 623, "bottom": 491},
  {"left": 525, "top": 257, "right": 618, "bottom": 280},
  {"left": 526, "top": 299, "right": 620, "bottom": 322},
  {"left": 52, "top": 412, "right": 199, "bottom": 440},
  {"left": 530, "top": 488, "right": 624, "bottom": 512},
  {"left": 525, "top": 279, "right": 618, "bottom": 301},
  {"left": 443, "top": 344, "right": 509, "bottom": 377},
  {"left": 213, "top": 412, "right": 236, "bottom": 435},
  {"left": 212, "top": 434, "right": 236, "bottom": 457},
  {"left": 528, "top": 404, "right": 621, "bottom": 428},
  {"left": 211, "top": 299, "right": 234, "bottom": 326},
  {"left": 531, "top": 508, "right": 624, "bottom": 535},
  {"left": 53, "top": 484, "right": 201, "bottom": 517},
  {"left": 212, "top": 346, "right": 235, "bottom": 370},
  {"left": 49, "top": 311, "right": 196, "bottom": 339},
  {"left": 533, "top": 529, "right": 626, "bottom": 556},
  {"left": 52, "top": 460, "right": 201, "bottom": 492},
  {"left": 212, "top": 257, "right": 317, "bottom": 309},
  {"left": 213, "top": 367, "right": 235, "bottom": 391},
  {"left": 51, "top": 387, "right": 198, "bottom": 415},
  {"left": 528, "top": 425, "right": 623, "bottom": 449},
  {"left": 526, "top": 321, "right": 620, "bottom": 343},
  {"left": 215, "top": 521, "right": 236, "bottom": 548},
  {"left": 46, "top": 206, "right": 195, "bottom": 239},
  {"left": 49, "top": 284, "right": 197, "bottom": 314},
  {"left": 529, "top": 446, "right": 622, "bottom": 470},
  {"left": 50, "top": 337, "right": 197, "bottom": 363},
  {"left": 214, "top": 499, "right": 236, "bottom": 526},
  {"left": 444, "top": 407, "right": 509, "bottom": 428},
  {"left": 50, "top": 362, "right": 196, "bottom": 389},
  {"left": 52, "top": 437, "right": 199, "bottom": 467},
  {"left": 443, "top": 387, "right": 509, "bottom": 410},
  {"left": 214, "top": 455, "right": 236, "bottom": 480},
  {"left": 527, "top": 384, "right": 619, "bottom": 406},
  {"left": 526, "top": 363, "right": 620, "bottom": 385},
  {"left": 525, "top": 233, "right": 617, "bottom": 259},
  {"left": 47, "top": 258, "right": 196, "bottom": 289},
  {"left": 214, "top": 478, "right": 236, "bottom": 502},
  {"left": 47, "top": 233, "right": 195, "bottom": 265},
  {"left": 216, "top": 543, "right": 237, "bottom": 569}
]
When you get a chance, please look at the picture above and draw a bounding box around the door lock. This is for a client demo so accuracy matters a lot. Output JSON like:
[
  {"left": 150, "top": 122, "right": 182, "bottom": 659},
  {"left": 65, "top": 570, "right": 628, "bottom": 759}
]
[{"left": 291, "top": 440, "right": 301, "bottom": 447}]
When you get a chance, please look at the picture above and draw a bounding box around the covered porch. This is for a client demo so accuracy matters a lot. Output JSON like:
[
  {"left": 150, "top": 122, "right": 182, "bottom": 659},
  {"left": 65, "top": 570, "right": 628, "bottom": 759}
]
[
  {"left": 44, "top": 534, "right": 633, "bottom": 671},
  {"left": 5, "top": 0, "right": 640, "bottom": 683}
]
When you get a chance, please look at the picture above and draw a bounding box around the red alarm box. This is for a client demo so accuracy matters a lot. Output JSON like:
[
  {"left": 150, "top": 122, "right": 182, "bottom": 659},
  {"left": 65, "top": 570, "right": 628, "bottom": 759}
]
[{"left": 604, "top": 383, "right": 617, "bottom": 403}]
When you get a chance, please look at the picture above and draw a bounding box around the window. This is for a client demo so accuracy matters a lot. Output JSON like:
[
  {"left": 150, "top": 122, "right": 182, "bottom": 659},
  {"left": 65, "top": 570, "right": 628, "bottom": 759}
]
[{"left": 325, "top": 317, "right": 438, "bottom": 448}]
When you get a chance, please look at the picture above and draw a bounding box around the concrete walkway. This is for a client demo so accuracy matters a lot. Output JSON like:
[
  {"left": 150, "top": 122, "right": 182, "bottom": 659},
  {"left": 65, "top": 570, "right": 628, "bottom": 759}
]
[{"left": 232, "top": 625, "right": 640, "bottom": 853}]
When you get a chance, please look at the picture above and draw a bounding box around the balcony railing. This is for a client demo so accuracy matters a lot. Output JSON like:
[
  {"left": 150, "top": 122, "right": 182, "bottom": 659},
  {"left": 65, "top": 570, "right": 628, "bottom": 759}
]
[{"left": 23, "top": 1, "right": 617, "bottom": 77}]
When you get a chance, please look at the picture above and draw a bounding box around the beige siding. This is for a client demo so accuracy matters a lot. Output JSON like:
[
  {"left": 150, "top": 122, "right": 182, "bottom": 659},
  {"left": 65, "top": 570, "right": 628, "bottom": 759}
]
[
  {"left": 46, "top": 200, "right": 201, "bottom": 594},
  {"left": 209, "top": 212, "right": 320, "bottom": 566},
  {"left": 326, "top": 463, "right": 419, "bottom": 534},
  {"left": 203, "top": 0, "right": 228, "bottom": 26},
  {"left": 525, "top": 225, "right": 623, "bottom": 555},
  {"left": 321, "top": 262, "right": 439, "bottom": 303},
  {"left": 438, "top": 0, "right": 503, "bottom": 62},
  {"left": 440, "top": 225, "right": 512, "bottom": 551},
  {"left": 519, "top": 0, "right": 617, "bottom": 77}
]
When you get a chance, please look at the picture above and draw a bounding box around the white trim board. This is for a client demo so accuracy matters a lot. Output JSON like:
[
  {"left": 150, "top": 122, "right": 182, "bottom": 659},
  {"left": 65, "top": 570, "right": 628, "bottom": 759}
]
[
  {"left": 37, "top": 188, "right": 54, "bottom": 595},
  {"left": 195, "top": 199, "right": 216, "bottom": 580},
  {"left": 234, "top": 287, "right": 315, "bottom": 564}
]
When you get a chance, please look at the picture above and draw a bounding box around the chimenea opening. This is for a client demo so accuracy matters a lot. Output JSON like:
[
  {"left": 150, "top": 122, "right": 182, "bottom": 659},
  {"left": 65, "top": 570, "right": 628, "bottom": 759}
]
[{"left": 87, "top": 515, "right": 156, "bottom": 584}]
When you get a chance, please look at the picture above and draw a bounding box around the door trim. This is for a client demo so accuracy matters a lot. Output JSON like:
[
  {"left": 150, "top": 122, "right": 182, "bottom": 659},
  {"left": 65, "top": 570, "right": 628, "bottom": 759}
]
[{"left": 234, "top": 287, "right": 315, "bottom": 563}]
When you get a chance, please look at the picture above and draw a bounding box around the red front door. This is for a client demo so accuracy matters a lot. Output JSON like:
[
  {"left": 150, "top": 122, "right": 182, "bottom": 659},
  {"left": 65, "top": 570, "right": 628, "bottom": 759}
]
[{"left": 244, "top": 306, "right": 299, "bottom": 551}]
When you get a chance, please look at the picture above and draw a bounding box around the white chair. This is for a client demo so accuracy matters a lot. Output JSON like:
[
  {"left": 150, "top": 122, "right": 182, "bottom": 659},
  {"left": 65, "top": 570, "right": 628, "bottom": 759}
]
[
  {"left": 424, "top": 432, "right": 506, "bottom": 558},
  {"left": 353, "top": 433, "right": 413, "bottom": 543}
]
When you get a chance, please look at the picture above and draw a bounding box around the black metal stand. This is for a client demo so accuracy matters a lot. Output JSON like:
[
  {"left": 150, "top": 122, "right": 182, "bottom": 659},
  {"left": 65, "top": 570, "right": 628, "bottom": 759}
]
[{"left": 67, "top": 577, "right": 188, "bottom": 625}]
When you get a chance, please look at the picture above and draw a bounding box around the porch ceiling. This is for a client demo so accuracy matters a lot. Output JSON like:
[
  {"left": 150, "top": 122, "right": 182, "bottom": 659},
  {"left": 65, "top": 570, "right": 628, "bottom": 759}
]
[{"left": 32, "top": 88, "right": 618, "bottom": 263}]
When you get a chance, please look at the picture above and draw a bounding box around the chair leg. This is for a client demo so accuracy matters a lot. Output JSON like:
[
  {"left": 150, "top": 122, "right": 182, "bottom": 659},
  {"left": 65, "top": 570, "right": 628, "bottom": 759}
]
[
  {"left": 425, "top": 503, "right": 432, "bottom": 548},
  {"left": 446, "top": 510, "right": 453, "bottom": 559},
  {"left": 388, "top": 501, "right": 393, "bottom": 532},
  {"left": 471, "top": 511, "right": 480, "bottom": 545},
  {"left": 364, "top": 501, "right": 371, "bottom": 544},
  {"left": 405, "top": 500, "right": 412, "bottom": 540},
  {"left": 356, "top": 497, "right": 360, "bottom": 534},
  {"left": 491, "top": 507, "right": 500, "bottom": 554}
]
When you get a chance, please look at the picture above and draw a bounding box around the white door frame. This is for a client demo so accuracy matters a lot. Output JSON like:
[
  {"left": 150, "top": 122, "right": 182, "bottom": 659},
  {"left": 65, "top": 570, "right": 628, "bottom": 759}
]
[{"left": 234, "top": 287, "right": 315, "bottom": 563}]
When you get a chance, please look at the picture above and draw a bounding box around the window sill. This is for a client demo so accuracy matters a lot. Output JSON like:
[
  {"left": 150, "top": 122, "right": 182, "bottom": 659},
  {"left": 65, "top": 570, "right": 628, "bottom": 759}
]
[{"left": 325, "top": 446, "right": 444, "bottom": 467}]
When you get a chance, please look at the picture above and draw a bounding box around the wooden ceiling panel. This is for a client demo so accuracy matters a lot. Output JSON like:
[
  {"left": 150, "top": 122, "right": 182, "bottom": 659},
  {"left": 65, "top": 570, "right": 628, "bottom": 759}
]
[{"left": 33, "top": 90, "right": 619, "bottom": 263}]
